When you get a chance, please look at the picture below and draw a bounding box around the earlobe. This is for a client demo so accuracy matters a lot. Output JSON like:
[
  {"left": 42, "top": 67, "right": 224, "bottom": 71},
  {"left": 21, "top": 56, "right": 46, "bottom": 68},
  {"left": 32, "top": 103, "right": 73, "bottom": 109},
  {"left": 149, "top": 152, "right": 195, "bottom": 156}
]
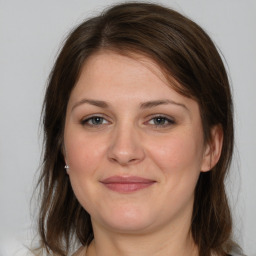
[{"left": 201, "top": 125, "right": 223, "bottom": 172}]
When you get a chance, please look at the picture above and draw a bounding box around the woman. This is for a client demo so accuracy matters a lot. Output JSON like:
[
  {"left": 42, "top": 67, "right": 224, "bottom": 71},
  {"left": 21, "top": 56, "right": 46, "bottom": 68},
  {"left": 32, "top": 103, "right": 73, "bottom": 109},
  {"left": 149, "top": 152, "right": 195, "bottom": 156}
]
[{"left": 36, "top": 2, "right": 241, "bottom": 256}]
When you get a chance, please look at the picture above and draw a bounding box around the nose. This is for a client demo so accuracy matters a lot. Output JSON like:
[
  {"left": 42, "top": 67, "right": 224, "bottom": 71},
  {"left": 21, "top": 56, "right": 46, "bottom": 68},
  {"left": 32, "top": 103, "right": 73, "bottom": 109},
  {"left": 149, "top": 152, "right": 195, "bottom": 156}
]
[{"left": 107, "top": 124, "right": 145, "bottom": 166}]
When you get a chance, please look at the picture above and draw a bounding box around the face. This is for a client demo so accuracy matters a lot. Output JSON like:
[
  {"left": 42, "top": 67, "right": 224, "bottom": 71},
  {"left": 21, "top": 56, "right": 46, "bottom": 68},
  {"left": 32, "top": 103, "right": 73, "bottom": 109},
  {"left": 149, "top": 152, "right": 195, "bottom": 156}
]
[{"left": 64, "top": 51, "right": 213, "bottom": 235}]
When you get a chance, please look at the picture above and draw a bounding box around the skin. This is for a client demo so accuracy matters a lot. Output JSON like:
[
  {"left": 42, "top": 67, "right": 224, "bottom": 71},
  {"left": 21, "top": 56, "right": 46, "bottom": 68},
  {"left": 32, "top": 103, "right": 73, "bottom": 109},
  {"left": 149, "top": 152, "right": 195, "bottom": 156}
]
[{"left": 64, "top": 51, "right": 223, "bottom": 256}]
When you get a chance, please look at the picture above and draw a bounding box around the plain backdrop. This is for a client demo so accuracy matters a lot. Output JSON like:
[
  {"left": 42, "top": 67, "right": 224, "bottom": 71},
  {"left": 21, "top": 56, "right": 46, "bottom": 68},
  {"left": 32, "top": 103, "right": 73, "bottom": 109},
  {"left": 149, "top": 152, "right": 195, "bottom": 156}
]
[{"left": 0, "top": 0, "right": 255, "bottom": 255}]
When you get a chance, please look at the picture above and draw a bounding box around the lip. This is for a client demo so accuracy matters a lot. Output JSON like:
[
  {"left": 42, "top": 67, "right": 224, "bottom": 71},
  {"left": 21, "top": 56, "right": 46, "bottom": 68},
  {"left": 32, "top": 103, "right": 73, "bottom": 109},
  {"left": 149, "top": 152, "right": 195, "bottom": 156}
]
[{"left": 100, "top": 176, "right": 156, "bottom": 193}]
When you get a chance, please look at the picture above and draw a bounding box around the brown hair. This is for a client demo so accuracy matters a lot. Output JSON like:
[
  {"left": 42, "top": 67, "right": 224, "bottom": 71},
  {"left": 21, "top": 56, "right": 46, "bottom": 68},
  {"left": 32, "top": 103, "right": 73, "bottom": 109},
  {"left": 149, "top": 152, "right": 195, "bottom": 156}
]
[{"left": 37, "top": 2, "right": 236, "bottom": 256}]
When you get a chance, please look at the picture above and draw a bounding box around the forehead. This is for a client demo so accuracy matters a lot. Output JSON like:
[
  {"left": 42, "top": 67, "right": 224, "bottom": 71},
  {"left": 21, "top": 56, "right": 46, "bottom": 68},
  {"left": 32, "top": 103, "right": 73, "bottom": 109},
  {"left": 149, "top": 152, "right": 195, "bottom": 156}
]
[
  {"left": 85, "top": 50, "right": 168, "bottom": 81},
  {"left": 73, "top": 50, "right": 172, "bottom": 95},
  {"left": 68, "top": 50, "right": 197, "bottom": 112}
]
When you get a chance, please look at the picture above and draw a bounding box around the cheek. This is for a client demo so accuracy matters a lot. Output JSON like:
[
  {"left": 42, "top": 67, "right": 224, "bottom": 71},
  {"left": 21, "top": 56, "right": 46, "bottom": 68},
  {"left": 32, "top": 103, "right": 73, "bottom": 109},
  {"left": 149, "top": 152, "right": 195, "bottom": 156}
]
[
  {"left": 65, "top": 132, "right": 106, "bottom": 175},
  {"left": 64, "top": 134, "right": 107, "bottom": 210},
  {"left": 147, "top": 129, "right": 204, "bottom": 176}
]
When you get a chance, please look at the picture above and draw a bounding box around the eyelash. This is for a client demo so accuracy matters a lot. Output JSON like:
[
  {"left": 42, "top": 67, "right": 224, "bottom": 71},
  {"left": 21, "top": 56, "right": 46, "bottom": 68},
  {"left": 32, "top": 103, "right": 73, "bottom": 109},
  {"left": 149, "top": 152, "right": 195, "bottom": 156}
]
[
  {"left": 80, "top": 116, "right": 108, "bottom": 126},
  {"left": 147, "top": 115, "right": 175, "bottom": 128},
  {"left": 80, "top": 115, "right": 175, "bottom": 128}
]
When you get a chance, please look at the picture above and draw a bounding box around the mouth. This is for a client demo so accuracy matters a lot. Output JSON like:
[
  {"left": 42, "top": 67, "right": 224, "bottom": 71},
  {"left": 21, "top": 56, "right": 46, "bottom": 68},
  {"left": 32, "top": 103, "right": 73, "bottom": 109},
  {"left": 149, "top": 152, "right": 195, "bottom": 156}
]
[{"left": 100, "top": 176, "right": 156, "bottom": 193}]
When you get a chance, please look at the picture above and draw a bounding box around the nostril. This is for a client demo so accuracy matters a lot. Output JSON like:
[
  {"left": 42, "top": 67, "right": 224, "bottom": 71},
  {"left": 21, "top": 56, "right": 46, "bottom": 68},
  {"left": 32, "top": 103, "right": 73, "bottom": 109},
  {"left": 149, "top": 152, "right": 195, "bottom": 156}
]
[
  {"left": 128, "top": 158, "right": 138, "bottom": 163},
  {"left": 108, "top": 152, "right": 145, "bottom": 166},
  {"left": 107, "top": 130, "right": 145, "bottom": 165}
]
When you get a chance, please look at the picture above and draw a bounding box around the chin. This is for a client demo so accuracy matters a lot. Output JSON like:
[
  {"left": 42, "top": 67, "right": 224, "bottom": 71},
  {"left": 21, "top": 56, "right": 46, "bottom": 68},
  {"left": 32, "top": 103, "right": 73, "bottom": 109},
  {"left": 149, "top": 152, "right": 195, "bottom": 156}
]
[{"left": 94, "top": 206, "right": 156, "bottom": 234}]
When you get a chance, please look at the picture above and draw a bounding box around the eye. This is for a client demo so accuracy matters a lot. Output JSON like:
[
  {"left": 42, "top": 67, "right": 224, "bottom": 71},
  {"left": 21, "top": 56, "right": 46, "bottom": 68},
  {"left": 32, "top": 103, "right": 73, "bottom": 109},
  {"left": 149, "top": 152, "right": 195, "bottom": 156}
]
[
  {"left": 81, "top": 116, "right": 109, "bottom": 126},
  {"left": 147, "top": 115, "right": 175, "bottom": 128}
]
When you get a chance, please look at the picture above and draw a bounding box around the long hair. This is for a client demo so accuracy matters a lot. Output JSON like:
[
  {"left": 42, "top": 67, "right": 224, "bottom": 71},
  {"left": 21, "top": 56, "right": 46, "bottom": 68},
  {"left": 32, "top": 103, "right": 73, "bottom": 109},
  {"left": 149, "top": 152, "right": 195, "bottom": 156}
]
[{"left": 37, "top": 2, "right": 235, "bottom": 255}]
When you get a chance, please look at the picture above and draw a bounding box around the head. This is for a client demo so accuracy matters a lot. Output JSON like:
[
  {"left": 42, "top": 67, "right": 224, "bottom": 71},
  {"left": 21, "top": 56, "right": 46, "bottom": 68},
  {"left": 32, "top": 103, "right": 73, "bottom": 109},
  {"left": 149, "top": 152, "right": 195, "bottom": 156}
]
[{"left": 39, "top": 2, "right": 234, "bottom": 256}]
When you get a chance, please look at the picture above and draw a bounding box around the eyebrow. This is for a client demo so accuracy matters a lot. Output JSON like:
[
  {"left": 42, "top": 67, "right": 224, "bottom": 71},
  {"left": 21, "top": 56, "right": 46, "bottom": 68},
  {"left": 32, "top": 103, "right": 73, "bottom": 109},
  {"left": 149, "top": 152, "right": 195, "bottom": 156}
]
[
  {"left": 140, "top": 99, "right": 188, "bottom": 110},
  {"left": 71, "top": 98, "right": 188, "bottom": 112},
  {"left": 72, "top": 99, "right": 108, "bottom": 111}
]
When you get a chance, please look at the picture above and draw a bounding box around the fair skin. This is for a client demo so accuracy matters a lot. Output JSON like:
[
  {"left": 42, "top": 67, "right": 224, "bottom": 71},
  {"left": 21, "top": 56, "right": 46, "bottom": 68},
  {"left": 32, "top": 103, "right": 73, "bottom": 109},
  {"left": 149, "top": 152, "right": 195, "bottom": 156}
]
[{"left": 64, "top": 51, "right": 223, "bottom": 256}]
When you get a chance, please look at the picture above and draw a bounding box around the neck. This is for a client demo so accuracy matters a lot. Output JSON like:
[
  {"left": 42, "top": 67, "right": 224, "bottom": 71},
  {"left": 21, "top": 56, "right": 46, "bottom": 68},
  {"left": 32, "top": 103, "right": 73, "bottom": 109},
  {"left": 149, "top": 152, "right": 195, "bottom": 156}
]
[{"left": 86, "top": 217, "right": 198, "bottom": 256}]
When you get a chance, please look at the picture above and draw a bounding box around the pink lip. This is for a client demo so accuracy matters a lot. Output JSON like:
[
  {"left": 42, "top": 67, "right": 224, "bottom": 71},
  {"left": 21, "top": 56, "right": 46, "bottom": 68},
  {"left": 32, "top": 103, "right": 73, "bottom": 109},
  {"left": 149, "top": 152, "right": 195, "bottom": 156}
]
[{"left": 100, "top": 176, "right": 156, "bottom": 193}]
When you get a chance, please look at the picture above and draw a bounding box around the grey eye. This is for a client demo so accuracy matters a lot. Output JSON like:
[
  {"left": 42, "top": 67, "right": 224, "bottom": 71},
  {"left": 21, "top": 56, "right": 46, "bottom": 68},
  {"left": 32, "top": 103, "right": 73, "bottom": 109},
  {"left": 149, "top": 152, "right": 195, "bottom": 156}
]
[
  {"left": 148, "top": 116, "right": 174, "bottom": 126},
  {"left": 81, "top": 116, "right": 108, "bottom": 126},
  {"left": 153, "top": 117, "right": 168, "bottom": 125},
  {"left": 90, "top": 117, "right": 104, "bottom": 125}
]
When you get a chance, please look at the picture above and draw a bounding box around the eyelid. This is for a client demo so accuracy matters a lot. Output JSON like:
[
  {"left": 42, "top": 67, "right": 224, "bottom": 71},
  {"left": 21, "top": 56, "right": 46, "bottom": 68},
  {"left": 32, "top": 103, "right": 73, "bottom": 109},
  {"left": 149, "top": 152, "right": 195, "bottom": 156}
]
[
  {"left": 80, "top": 114, "right": 111, "bottom": 126},
  {"left": 79, "top": 113, "right": 175, "bottom": 128},
  {"left": 146, "top": 114, "right": 175, "bottom": 121},
  {"left": 145, "top": 114, "right": 175, "bottom": 127}
]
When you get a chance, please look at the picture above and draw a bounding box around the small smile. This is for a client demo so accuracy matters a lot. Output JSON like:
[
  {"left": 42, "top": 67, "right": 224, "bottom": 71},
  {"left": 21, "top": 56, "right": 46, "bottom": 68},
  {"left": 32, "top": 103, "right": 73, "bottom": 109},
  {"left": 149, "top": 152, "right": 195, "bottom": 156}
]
[{"left": 100, "top": 176, "right": 156, "bottom": 193}]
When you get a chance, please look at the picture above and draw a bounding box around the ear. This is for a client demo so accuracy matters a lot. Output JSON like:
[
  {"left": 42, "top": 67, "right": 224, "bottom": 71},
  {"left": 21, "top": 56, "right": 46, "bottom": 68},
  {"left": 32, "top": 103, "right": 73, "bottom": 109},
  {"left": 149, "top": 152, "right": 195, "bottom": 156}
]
[
  {"left": 62, "top": 143, "right": 69, "bottom": 167},
  {"left": 201, "top": 124, "right": 223, "bottom": 172}
]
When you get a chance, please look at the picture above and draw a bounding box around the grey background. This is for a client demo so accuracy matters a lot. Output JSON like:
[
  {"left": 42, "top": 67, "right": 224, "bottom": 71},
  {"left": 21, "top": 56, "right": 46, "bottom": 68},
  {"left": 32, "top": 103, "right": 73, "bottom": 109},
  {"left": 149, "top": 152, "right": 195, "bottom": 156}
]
[{"left": 0, "top": 0, "right": 255, "bottom": 255}]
